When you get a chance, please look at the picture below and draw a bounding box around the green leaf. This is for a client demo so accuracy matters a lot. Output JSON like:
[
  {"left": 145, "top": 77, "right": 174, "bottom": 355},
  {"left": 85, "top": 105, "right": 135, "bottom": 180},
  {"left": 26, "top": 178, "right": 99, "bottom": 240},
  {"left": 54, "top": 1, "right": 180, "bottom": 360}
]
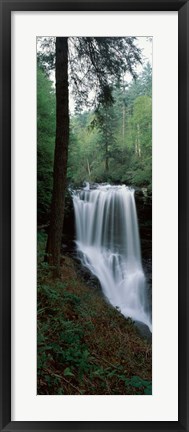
[
  {"left": 144, "top": 387, "right": 152, "bottom": 395},
  {"left": 64, "top": 367, "right": 74, "bottom": 377}
]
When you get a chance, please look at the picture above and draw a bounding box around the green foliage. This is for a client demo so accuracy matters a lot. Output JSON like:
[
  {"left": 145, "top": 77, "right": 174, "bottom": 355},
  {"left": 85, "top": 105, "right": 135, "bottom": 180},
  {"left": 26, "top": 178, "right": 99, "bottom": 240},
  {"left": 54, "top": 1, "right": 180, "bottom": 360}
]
[
  {"left": 124, "top": 376, "right": 152, "bottom": 394},
  {"left": 38, "top": 274, "right": 152, "bottom": 394},
  {"left": 68, "top": 64, "right": 152, "bottom": 189},
  {"left": 38, "top": 36, "right": 142, "bottom": 110},
  {"left": 68, "top": 37, "right": 142, "bottom": 110},
  {"left": 37, "top": 67, "right": 55, "bottom": 225},
  {"left": 37, "top": 40, "right": 152, "bottom": 230},
  {"left": 37, "top": 231, "right": 152, "bottom": 395},
  {"left": 37, "top": 40, "right": 152, "bottom": 395}
]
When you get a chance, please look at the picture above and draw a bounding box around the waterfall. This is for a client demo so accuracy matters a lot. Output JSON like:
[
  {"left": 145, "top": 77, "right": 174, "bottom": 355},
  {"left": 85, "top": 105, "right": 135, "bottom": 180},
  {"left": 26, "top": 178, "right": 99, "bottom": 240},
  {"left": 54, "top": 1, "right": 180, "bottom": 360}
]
[{"left": 73, "top": 184, "right": 152, "bottom": 331}]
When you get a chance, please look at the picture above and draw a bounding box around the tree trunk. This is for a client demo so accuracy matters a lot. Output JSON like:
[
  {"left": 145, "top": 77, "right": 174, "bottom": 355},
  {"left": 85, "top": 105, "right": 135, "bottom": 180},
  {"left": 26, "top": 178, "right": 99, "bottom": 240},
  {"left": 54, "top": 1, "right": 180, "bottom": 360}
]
[
  {"left": 105, "top": 109, "right": 109, "bottom": 173},
  {"left": 137, "top": 123, "right": 141, "bottom": 157},
  {"left": 105, "top": 148, "right": 109, "bottom": 173},
  {"left": 87, "top": 159, "right": 91, "bottom": 178},
  {"left": 46, "top": 37, "right": 69, "bottom": 276},
  {"left": 122, "top": 103, "right": 125, "bottom": 147}
]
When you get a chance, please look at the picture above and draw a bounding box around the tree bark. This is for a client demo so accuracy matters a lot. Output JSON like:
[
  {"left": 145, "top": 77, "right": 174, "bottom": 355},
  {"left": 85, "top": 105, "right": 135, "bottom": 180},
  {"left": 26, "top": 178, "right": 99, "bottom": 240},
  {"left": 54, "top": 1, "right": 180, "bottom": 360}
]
[
  {"left": 105, "top": 109, "right": 109, "bottom": 173},
  {"left": 122, "top": 103, "right": 125, "bottom": 147},
  {"left": 46, "top": 37, "right": 69, "bottom": 276},
  {"left": 105, "top": 147, "right": 109, "bottom": 173},
  {"left": 137, "top": 123, "right": 141, "bottom": 157},
  {"left": 87, "top": 159, "right": 91, "bottom": 178}
]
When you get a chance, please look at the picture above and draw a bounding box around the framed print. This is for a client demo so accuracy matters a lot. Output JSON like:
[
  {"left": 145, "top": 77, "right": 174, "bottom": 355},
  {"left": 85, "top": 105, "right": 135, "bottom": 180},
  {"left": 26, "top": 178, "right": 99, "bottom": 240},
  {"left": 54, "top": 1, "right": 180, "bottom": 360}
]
[{"left": 0, "top": 0, "right": 188, "bottom": 431}]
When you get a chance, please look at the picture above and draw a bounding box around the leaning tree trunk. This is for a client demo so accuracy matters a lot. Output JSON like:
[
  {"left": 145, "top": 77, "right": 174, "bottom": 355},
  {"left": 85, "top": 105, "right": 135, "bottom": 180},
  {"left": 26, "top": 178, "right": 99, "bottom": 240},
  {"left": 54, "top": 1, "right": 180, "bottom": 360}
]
[{"left": 46, "top": 37, "right": 69, "bottom": 276}]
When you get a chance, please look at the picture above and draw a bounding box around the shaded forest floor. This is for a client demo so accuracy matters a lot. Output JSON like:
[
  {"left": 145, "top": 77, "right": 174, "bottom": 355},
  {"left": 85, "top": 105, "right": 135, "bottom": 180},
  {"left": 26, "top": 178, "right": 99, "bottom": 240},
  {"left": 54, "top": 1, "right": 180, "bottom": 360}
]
[{"left": 37, "top": 231, "right": 152, "bottom": 395}]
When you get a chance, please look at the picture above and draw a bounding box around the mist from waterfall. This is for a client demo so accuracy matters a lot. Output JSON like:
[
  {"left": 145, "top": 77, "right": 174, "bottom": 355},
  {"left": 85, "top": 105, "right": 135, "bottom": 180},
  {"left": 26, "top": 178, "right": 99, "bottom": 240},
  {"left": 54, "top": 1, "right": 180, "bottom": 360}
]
[{"left": 73, "top": 184, "right": 152, "bottom": 331}]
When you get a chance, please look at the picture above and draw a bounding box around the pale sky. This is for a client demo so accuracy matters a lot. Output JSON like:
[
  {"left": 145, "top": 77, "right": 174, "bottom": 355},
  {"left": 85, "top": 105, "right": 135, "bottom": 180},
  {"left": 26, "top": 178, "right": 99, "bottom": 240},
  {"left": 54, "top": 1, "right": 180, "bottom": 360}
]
[{"left": 135, "top": 36, "right": 152, "bottom": 74}]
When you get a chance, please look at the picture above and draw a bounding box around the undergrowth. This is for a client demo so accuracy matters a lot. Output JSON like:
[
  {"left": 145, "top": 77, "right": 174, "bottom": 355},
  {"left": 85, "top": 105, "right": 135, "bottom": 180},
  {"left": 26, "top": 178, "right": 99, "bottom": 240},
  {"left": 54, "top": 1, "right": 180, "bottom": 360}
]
[{"left": 37, "top": 231, "right": 152, "bottom": 395}]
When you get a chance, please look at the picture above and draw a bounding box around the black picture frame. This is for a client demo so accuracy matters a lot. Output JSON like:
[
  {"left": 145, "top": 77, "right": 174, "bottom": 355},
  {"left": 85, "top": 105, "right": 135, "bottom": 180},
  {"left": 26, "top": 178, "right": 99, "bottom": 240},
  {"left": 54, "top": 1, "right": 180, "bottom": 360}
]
[{"left": 0, "top": 0, "right": 188, "bottom": 431}]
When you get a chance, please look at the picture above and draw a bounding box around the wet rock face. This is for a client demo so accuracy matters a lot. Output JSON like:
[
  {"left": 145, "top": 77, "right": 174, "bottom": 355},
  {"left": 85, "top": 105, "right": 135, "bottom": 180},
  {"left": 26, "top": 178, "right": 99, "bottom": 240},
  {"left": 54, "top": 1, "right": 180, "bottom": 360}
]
[
  {"left": 135, "top": 189, "right": 152, "bottom": 313},
  {"left": 135, "top": 189, "right": 152, "bottom": 259}
]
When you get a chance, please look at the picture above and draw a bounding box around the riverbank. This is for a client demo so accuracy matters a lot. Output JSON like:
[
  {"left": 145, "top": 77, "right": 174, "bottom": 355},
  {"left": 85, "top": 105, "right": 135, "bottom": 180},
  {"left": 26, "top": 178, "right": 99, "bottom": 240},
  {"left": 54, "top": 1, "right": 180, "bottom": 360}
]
[{"left": 38, "top": 232, "right": 152, "bottom": 395}]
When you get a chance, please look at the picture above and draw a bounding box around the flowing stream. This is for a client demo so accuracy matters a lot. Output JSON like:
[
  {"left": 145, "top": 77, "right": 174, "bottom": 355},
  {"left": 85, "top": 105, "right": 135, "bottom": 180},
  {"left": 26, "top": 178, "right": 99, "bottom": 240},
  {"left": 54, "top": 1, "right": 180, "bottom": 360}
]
[{"left": 72, "top": 184, "right": 152, "bottom": 331}]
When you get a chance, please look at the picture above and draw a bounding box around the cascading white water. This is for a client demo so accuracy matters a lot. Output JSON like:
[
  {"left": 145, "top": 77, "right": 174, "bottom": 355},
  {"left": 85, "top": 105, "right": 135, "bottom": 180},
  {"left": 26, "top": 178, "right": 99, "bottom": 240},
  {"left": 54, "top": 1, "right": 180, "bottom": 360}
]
[{"left": 73, "top": 184, "right": 152, "bottom": 331}]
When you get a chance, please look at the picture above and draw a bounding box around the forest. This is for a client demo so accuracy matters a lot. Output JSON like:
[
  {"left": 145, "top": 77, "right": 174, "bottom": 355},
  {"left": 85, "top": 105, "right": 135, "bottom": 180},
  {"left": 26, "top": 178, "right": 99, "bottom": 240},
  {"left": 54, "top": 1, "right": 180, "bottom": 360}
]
[{"left": 37, "top": 37, "right": 152, "bottom": 395}]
